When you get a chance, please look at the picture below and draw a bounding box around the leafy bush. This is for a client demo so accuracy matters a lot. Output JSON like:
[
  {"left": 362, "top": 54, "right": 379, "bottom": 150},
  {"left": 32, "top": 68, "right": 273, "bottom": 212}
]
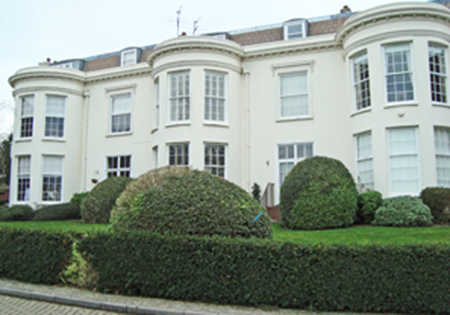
[
  {"left": 81, "top": 176, "right": 132, "bottom": 224},
  {"left": 33, "top": 203, "right": 80, "bottom": 221},
  {"left": 79, "top": 231, "right": 450, "bottom": 314},
  {"left": 111, "top": 168, "right": 272, "bottom": 239},
  {"left": 280, "top": 156, "right": 358, "bottom": 230},
  {"left": 0, "top": 228, "right": 73, "bottom": 284},
  {"left": 356, "top": 190, "right": 383, "bottom": 225},
  {"left": 0, "top": 205, "right": 34, "bottom": 221},
  {"left": 372, "top": 196, "right": 434, "bottom": 227},
  {"left": 252, "top": 183, "right": 261, "bottom": 202},
  {"left": 420, "top": 187, "right": 450, "bottom": 224},
  {"left": 70, "top": 192, "right": 89, "bottom": 210}
]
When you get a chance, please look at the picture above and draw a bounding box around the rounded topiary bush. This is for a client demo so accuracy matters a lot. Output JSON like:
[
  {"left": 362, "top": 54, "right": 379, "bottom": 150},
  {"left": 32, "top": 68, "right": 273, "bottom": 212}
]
[
  {"left": 356, "top": 190, "right": 383, "bottom": 225},
  {"left": 111, "top": 167, "right": 272, "bottom": 239},
  {"left": 372, "top": 196, "right": 433, "bottom": 227},
  {"left": 33, "top": 203, "right": 80, "bottom": 221},
  {"left": 280, "top": 156, "right": 358, "bottom": 230},
  {"left": 420, "top": 187, "right": 450, "bottom": 225},
  {"left": 0, "top": 205, "right": 34, "bottom": 221},
  {"left": 81, "top": 176, "right": 132, "bottom": 224}
]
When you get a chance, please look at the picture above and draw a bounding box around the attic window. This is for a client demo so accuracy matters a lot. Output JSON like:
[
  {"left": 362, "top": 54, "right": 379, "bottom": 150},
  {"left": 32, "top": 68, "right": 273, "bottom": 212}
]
[
  {"left": 121, "top": 49, "right": 137, "bottom": 66},
  {"left": 283, "top": 20, "right": 307, "bottom": 40}
]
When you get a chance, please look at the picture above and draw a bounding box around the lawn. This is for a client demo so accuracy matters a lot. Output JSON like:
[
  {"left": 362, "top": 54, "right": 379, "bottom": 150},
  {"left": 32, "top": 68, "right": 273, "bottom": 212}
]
[{"left": 0, "top": 221, "right": 449, "bottom": 244}]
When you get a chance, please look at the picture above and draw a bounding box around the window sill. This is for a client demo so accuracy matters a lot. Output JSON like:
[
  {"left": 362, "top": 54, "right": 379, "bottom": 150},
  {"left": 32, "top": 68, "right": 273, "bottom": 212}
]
[
  {"left": 351, "top": 107, "right": 371, "bottom": 117},
  {"left": 276, "top": 116, "right": 313, "bottom": 123},
  {"left": 384, "top": 102, "right": 418, "bottom": 109},
  {"left": 15, "top": 138, "right": 32, "bottom": 143},
  {"left": 165, "top": 122, "right": 191, "bottom": 128},
  {"left": 42, "top": 138, "right": 66, "bottom": 143},
  {"left": 432, "top": 102, "right": 450, "bottom": 108},
  {"left": 106, "top": 132, "right": 133, "bottom": 138},
  {"left": 203, "top": 121, "right": 229, "bottom": 128}
]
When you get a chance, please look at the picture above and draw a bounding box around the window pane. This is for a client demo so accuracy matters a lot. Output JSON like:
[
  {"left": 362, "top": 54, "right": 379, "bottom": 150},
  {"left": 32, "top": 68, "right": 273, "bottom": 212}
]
[
  {"left": 106, "top": 155, "right": 131, "bottom": 177},
  {"left": 280, "top": 72, "right": 308, "bottom": 117}
]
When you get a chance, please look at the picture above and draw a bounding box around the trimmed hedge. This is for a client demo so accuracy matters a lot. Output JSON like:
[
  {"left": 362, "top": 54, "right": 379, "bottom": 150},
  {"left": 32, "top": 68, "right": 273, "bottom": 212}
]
[
  {"left": 0, "top": 228, "right": 73, "bottom": 284},
  {"left": 33, "top": 203, "right": 81, "bottom": 221},
  {"left": 0, "top": 205, "right": 34, "bottom": 221},
  {"left": 280, "top": 156, "right": 358, "bottom": 230},
  {"left": 79, "top": 231, "right": 450, "bottom": 314},
  {"left": 356, "top": 190, "right": 383, "bottom": 225},
  {"left": 70, "top": 192, "right": 89, "bottom": 210},
  {"left": 420, "top": 187, "right": 450, "bottom": 224}
]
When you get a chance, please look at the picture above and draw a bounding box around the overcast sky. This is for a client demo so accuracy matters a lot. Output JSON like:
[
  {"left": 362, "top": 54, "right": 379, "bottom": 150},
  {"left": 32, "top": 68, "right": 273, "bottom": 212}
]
[{"left": 0, "top": 0, "right": 423, "bottom": 136}]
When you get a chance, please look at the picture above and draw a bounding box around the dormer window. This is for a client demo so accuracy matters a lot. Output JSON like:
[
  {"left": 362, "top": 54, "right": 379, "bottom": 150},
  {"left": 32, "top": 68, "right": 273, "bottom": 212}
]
[
  {"left": 283, "top": 19, "right": 308, "bottom": 40},
  {"left": 50, "top": 60, "right": 85, "bottom": 71},
  {"left": 121, "top": 48, "right": 138, "bottom": 66}
]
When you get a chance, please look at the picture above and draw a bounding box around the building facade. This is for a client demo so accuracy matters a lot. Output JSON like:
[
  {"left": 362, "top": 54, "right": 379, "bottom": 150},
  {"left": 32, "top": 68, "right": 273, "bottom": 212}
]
[{"left": 8, "top": 2, "right": 450, "bottom": 208}]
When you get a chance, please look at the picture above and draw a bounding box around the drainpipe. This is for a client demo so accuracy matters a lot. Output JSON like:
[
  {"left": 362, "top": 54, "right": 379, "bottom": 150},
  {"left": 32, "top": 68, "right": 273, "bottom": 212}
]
[
  {"left": 242, "top": 67, "right": 251, "bottom": 191},
  {"left": 81, "top": 89, "right": 90, "bottom": 191}
]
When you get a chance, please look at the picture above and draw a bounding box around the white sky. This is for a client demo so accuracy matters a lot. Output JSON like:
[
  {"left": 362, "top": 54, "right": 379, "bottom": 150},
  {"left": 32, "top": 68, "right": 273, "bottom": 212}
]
[{"left": 0, "top": 0, "right": 423, "bottom": 136}]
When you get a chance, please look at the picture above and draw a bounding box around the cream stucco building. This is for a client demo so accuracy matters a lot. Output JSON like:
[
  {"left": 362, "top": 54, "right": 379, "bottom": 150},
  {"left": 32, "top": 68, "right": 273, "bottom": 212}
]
[{"left": 8, "top": 1, "right": 450, "bottom": 208}]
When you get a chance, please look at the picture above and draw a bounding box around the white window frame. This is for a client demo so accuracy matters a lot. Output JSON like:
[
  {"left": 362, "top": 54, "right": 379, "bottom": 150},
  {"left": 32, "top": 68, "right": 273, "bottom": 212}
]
[
  {"left": 204, "top": 71, "right": 226, "bottom": 123},
  {"left": 106, "top": 155, "right": 132, "bottom": 178},
  {"left": 17, "top": 155, "right": 31, "bottom": 202},
  {"left": 42, "top": 155, "right": 64, "bottom": 203},
  {"left": 429, "top": 44, "right": 448, "bottom": 104},
  {"left": 434, "top": 127, "right": 450, "bottom": 187},
  {"left": 383, "top": 43, "right": 415, "bottom": 104},
  {"left": 355, "top": 132, "right": 374, "bottom": 191},
  {"left": 168, "top": 143, "right": 189, "bottom": 166},
  {"left": 352, "top": 51, "right": 371, "bottom": 111},
  {"left": 277, "top": 142, "right": 314, "bottom": 189},
  {"left": 388, "top": 127, "right": 420, "bottom": 195},
  {"left": 204, "top": 143, "right": 226, "bottom": 178},
  {"left": 110, "top": 93, "right": 132, "bottom": 134},
  {"left": 279, "top": 71, "right": 310, "bottom": 119},
  {"left": 121, "top": 49, "right": 137, "bottom": 66},
  {"left": 20, "top": 95, "right": 34, "bottom": 139},
  {"left": 44, "top": 95, "right": 66, "bottom": 139},
  {"left": 169, "top": 71, "right": 190, "bottom": 123},
  {"left": 283, "top": 20, "right": 307, "bottom": 40}
]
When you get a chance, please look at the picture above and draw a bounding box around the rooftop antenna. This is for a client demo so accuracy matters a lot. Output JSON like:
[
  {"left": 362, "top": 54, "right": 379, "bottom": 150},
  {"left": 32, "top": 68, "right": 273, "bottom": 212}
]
[
  {"left": 176, "top": 6, "right": 182, "bottom": 36},
  {"left": 193, "top": 18, "right": 201, "bottom": 35}
]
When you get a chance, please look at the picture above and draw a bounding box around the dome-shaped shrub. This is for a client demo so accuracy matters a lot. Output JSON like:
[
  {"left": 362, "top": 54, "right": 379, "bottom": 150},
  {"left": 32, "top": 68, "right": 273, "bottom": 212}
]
[
  {"left": 280, "top": 156, "right": 358, "bottom": 230},
  {"left": 111, "top": 167, "right": 272, "bottom": 239},
  {"left": 81, "top": 176, "right": 132, "bottom": 224},
  {"left": 420, "top": 187, "right": 450, "bottom": 224},
  {"left": 356, "top": 190, "right": 383, "bottom": 225}
]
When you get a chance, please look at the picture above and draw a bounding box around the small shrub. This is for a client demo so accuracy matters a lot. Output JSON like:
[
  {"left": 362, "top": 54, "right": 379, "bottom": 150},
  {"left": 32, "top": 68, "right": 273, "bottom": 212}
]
[
  {"left": 252, "top": 183, "right": 261, "bottom": 203},
  {"left": 81, "top": 176, "right": 132, "bottom": 224},
  {"left": 33, "top": 203, "right": 80, "bottom": 221},
  {"left": 280, "top": 156, "right": 358, "bottom": 230},
  {"left": 70, "top": 192, "right": 89, "bottom": 210},
  {"left": 420, "top": 187, "right": 450, "bottom": 225},
  {"left": 356, "top": 190, "right": 383, "bottom": 225},
  {"left": 372, "top": 196, "right": 433, "bottom": 227},
  {"left": 0, "top": 205, "right": 34, "bottom": 221},
  {"left": 111, "top": 168, "right": 272, "bottom": 239}
]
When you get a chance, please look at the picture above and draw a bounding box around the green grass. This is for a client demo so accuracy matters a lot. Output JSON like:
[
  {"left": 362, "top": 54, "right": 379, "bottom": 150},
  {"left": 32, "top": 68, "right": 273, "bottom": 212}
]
[
  {"left": 0, "top": 221, "right": 109, "bottom": 233},
  {"left": 0, "top": 221, "right": 449, "bottom": 244},
  {"left": 272, "top": 223, "right": 450, "bottom": 245}
]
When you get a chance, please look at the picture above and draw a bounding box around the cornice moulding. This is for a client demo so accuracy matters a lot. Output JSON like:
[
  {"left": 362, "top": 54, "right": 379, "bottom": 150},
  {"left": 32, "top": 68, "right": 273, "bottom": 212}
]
[
  {"left": 151, "top": 60, "right": 241, "bottom": 77},
  {"left": 13, "top": 86, "right": 84, "bottom": 97},
  {"left": 9, "top": 69, "right": 86, "bottom": 87}
]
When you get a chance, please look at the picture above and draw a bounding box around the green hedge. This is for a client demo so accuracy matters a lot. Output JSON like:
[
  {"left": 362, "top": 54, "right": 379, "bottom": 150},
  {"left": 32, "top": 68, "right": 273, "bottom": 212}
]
[
  {"left": 0, "top": 205, "right": 34, "bottom": 221},
  {"left": 0, "top": 228, "right": 74, "bottom": 284},
  {"left": 79, "top": 231, "right": 450, "bottom": 314},
  {"left": 33, "top": 203, "right": 81, "bottom": 221}
]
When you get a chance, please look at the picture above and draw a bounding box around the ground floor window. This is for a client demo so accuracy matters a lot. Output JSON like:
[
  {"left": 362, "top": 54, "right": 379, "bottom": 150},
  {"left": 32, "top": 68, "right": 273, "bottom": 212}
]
[
  {"left": 42, "top": 156, "right": 63, "bottom": 201},
  {"left": 356, "top": 132, "right": 374, "bottom": 191},
  {"left": 388, "top": 127, "right": 419, "bottom": 194},
  {"left": 204, "top": 144, "right": 225, "bottom": 177},
  {"left": 168, "top": 143, "right": 189, "bottom": 166},
  {"left": 17, "top": 156, "right": 31, "bottom": 201},
  {"left": 278, "top": 142, "right": 313, "bottom": 186},
  {"left": 435, "top": 127, "right": 450, "bottom": 187},
  {"left": 107, "top": 155, "right": 131, "bottom": 177}
]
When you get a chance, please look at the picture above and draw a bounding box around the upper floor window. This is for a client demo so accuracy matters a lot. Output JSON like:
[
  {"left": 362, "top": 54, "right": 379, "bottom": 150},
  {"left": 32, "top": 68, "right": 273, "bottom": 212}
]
[
  {"left": 20, "top": 95, "right": 34, "bottom": 138},
  {"left": 278, "top": 143, "right": 313, "bottom": 186},
  {"left": 384, "top": 44, "right": 414, "bottom": 103},
  {"left": 168, "top": 143, "right": 189, "bottom": 166},
  {"left": 17, "top": 155, "right": 31, "bottom": 202},
  {"left": 204, "top": 144, "right": 225, "bottom": 177},
  {"left": 355, "top": 132, "right": 374, "bottom": 191},
  {"left": 429, "top": 44, "right": 447, "bottom": 104},
  {"left": 107, "top": 155, "right": 131, "bottom": 177},
  {"left": 169, "top": 72, "right": 190, "bottom": 122},
  {"left": 283, "top": 20, "right": 307, "bottom": 40},
  {"left": 279, "top": 72, "right": 309, "bottom": 118},
  {"left": 434, "top": 127, "right": 450, "bottom": 187},
  {"left": 45, "top": 95, "right": 66, "bottom": 138},
  {"left": 352, "top": 52, "right": 371, "bottom": 110},
  {"left": 121, "top": 49, "right": 137, "bottom": 66},
  {"left": 42, "top": 155, "right": 63, "bottom": 202},
  {"left": 110, "top": 93, "right": 131, "bottom": 133},
  {"left": 205, "top": 71, "right": 226, "bottom": 122}
]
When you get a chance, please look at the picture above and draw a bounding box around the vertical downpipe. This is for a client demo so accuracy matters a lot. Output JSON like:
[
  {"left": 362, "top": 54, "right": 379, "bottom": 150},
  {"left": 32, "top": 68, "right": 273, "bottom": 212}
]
[
  {"left": 81, "top": 89, "right": 90, "bottom": 191},
  {"left": 242, "top": 67, "right": 251, "bottom": 191}
]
